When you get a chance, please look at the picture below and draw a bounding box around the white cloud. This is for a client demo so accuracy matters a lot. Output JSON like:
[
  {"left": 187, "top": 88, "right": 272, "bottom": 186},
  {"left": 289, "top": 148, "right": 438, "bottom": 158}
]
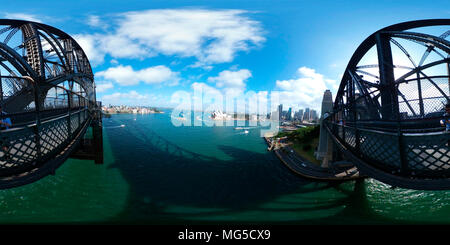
[
  {"left": 73, "top": 34, "right": 106, "bottom": 66},
  {"left": 95, "top": 81, "right": 114, "bottom": 93},
  {"left": 191, "top": 82, "right": 225, "bottom": 112},
  {"left": 275, "top": 67, "right": 337, "bottom": 111},
  {"left": 87, "top": 15, "right": 108, "bottom": 29},
  {"left": 95, "top": 65, "right": 178, "bottom": 86},
  {"left": 87, "top": 15, "right": 101, "bottom": 26},
  {"left": 4, "top": 13, "right": 43, "bottom": 23},
  {"left": 99, "top": 34, "right": 151, "bottom": 59},
  {"left": 191, "top": 82, "right": 221, "bottom": 95},
  {"left": 102, "top": 90, "right": 149, "bottom": 105},
  {"left": 74, "top": 32, "right": 150, "bottom": 66},
  {"left": 75, "top": 9, "right": 264, "bottom": 66},
  {"left": 208, "top": 69, "right": 251, "bottom": 88},
  {"left": 208, "top": 69, "right": 252, "bottom": 96}
]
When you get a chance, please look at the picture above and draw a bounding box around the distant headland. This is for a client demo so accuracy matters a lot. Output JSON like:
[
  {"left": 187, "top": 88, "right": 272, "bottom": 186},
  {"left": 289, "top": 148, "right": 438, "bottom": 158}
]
[{"left": 102, "top": 105, "right": 164, "bottom": 116}]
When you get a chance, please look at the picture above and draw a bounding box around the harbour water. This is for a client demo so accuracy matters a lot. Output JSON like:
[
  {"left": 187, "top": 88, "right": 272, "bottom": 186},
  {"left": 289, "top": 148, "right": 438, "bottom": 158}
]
[{"left": 0, "top": 109, "right": 449, "bottom": 224}]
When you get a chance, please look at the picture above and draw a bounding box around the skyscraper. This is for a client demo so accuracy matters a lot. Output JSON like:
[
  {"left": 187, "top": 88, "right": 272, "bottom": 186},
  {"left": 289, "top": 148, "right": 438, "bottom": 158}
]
[
  {"left": 311, "top": 109, "right": 318, "bottom": 121},
  {"left": 297, "top": 109, "right": 304, "bottom": 121},
  {"left": 304, "top": 108, "right": 310, "bottom": 122},
  {"left": 277, "top": 104, "right": 283, "bottom": 120},
  {"left": 287, "top": 107, "right": 292, "bottom": 121}
]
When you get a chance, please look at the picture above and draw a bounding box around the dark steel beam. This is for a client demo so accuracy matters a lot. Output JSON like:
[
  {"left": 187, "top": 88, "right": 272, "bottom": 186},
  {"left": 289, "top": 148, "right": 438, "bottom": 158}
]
[
  {"left": 334, "top": 19, "right": 450, "bottom": 109},
  {"left": 376, "top": 32, "right": 399, "bottom": 120}
]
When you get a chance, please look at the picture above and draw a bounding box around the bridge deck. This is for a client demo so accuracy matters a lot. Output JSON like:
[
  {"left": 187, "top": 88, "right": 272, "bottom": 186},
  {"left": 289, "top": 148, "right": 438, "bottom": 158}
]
[
  {"left": 264, "top": 137, "right": 362, "bottom": 181},
  {"left": 326, "top": 122, "right": 450, "bottom": 190},
  {"left": 0, "top": 108, "right": 93, "bottom": 188},
  {"left": 0, "top": 117, "right": 91, "bottom": 188}
]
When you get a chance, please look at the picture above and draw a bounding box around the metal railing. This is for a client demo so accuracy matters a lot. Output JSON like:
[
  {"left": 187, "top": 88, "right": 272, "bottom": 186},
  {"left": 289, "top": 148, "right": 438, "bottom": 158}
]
[
  {"left": 0, "top": 19, "right": 97, "bottom": 187},
  {"left": 326, "top": 121, "right": 449, "bottom": 178},
  {"left": 0, "top": 107, "right": 90, "bottom": 177}
]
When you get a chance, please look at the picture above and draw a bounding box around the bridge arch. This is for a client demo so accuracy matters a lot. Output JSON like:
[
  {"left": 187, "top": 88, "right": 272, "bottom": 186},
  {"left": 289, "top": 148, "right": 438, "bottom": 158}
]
[
  {"left": 326, "top": 19, "right": 450, "bottom": 190},
  {"left": 0, "top": 19, "right": 98, "bottom": 188}
]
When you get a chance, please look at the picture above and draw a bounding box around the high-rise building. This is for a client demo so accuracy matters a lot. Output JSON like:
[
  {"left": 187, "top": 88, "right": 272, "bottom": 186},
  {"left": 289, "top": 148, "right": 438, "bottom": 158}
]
[
  {"left": 294, "top": 109, "right": 303, "bottom": 121},
  {"left": 304, "top": 108, "right": 310, "bottom": 122},
  {"left": 278, "top": 104, "right": 283, "bottom": 114},
  {"left": 310, "top": 109, "right": 318, "bottom": 121},
  {"left": 278, "top": 104, "right": 283, "bottom": 120},
  {"left": 277, "top": 104, "right": 283, "bottom": 120},
  {"left": 287, "top": 107, "right": 292, "bottom": 121},
  {"left": 297, "top": 109, "right": 304, "bottom": 121}
]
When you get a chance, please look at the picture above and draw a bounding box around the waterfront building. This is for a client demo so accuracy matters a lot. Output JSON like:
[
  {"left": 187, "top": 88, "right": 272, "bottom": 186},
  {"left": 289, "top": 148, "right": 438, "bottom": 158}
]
[{"left": 211, "top": 110, "right": 228, "bottom": 120}]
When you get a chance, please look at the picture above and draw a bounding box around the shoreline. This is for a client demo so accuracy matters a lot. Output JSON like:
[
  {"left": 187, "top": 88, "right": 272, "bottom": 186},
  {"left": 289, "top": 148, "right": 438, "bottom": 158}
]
[
  {"left": 103, "top": 111, "right": 165, "bottom": 115},
  {"left": 210, "top": 117, "right": 267, "bottom": 122}
]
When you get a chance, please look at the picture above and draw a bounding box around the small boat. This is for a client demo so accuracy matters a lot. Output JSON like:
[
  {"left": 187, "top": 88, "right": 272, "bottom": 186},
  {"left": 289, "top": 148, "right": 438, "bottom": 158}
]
[
  {"left": 244, "top": 130, "right": 249, "bottom": 134},
  {"left": 120, "top": 124, "right": 125, "bottom": 127}
]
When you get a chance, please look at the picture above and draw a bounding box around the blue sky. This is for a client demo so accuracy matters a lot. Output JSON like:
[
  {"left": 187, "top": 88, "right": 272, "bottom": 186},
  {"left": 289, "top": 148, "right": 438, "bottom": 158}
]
[{"left": 2, "top": 0, "right": 450, "bottom": 111}]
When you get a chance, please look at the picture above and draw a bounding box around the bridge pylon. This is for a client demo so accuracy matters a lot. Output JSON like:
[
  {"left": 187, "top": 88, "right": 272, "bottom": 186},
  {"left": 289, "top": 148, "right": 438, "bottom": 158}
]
[
  {"left": 70, "top": 101, "right": 103, "bottom": 164},
  {"left": 316, "top": 90, "right": 336, "bottom": 168}
]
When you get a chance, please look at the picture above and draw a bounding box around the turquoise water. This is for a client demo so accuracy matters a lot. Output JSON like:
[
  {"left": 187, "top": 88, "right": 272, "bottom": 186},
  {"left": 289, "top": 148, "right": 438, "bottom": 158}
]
[{"left": 0, "top": 109, "right": 449, "bottom": 224}]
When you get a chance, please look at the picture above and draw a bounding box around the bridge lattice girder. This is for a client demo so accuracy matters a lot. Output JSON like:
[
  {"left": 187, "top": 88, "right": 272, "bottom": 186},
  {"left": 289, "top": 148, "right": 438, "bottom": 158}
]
[
  {"left": 327, "top": 19, "right": 450, "bottom": 190},
  {"left": 0, "top": 19, "right": 97, "bottom": 188}
]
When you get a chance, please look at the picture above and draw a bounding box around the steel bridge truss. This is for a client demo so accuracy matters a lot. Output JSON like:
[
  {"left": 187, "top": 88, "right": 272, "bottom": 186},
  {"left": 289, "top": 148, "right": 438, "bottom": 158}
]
[
  {"left": 0, "top": 19, "right": 96, "bottom": 188},
  {"left": 326, "top": 19, "right": 450, "bottom": 190}
]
